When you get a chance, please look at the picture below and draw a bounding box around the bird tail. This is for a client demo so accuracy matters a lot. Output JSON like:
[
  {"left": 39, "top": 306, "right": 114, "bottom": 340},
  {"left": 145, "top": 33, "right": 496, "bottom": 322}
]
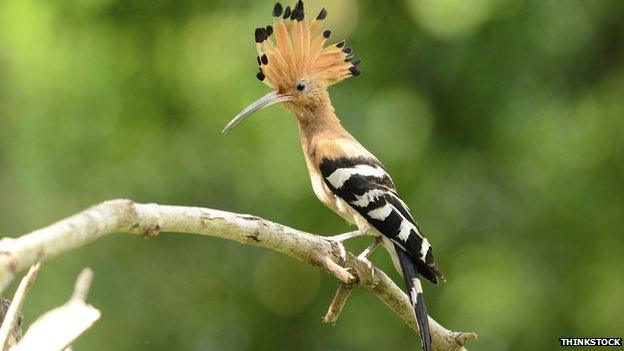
[{"left": 395, "top": 245, "right": 432, "bottom": 351}]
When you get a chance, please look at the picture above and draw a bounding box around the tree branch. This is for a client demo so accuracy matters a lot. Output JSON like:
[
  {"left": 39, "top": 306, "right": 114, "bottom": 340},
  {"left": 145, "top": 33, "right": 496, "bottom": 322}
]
[
  {"left": 0, "top": 199, "right": 476, "bottom": 350},
  {"left": 12, "top": 267, "right": 100, "bottom": 351},
  {"left": 322, "top": 283, "right": 353, "bottom": 324},
  {"left": 0, "top": 299, "right": 22, "bottom": 350},
  {"left": 0, "top": 263, "right": 39, "bottom": 350}
]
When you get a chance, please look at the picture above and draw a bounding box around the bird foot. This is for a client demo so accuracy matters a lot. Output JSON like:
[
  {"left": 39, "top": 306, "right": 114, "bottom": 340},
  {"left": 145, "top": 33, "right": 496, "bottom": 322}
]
[
  {"left": 334, "top": 240, "right": 348, "bottom": 262},
  {"left": 326, "top": 230, "right": 365, "bottom": 263},
  {"left": 356, "top": 254, "right": 375, "bottom": 278},
  {"left": 356, "top": 237, "right": 382, "bottom": 278}
]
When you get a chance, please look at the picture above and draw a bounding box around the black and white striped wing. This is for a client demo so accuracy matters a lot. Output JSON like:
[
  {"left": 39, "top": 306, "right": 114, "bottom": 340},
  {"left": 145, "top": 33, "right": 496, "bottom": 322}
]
[{"left": 320, "top": 156, "right": 444, "bottom": 283}]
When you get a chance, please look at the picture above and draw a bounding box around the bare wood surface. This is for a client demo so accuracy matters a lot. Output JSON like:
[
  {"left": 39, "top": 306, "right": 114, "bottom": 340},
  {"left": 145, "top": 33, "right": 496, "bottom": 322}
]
[
  {"left": 0, "top": 263, "right": 39, "bottom": 350},
  {"left": 11, "top": 268, "right": 100, "bottom": 351}
]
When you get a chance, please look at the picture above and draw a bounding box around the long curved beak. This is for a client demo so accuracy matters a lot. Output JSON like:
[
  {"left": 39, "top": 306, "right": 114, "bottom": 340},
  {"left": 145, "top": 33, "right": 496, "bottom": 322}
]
[{"left": 222, "top": 90, "right": 292, "bottom": 134}]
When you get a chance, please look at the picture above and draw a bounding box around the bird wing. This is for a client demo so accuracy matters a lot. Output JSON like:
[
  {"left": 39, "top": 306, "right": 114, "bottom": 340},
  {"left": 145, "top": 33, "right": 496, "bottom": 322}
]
[{"left": 319, "top": 155, "right": 444, "bottom": 284}]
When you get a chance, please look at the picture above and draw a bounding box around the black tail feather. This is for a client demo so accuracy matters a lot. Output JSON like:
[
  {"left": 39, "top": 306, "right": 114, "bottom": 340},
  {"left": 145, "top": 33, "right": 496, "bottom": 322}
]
[{"left": 396, "top": 245, "right": 432, "bottom": 351}]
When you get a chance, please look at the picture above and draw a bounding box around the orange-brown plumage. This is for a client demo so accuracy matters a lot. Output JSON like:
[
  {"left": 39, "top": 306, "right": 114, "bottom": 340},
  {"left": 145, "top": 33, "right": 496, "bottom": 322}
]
[{"left": 255, "top": 2, "right": 359, "bottom": 93}]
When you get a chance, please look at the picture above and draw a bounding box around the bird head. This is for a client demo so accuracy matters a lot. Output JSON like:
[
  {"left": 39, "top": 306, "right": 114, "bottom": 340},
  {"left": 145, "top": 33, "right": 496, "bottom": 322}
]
[{"left": 223, "top": 1, "right": 360, "bottom": 133}]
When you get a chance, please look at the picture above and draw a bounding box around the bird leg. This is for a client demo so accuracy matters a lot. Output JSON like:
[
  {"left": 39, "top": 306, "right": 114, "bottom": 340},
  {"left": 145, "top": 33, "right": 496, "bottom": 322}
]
[
  {"left": 358, "top": 236, "right": 382, "bottom": 260},
  {"left": 357, "top": 236, "right": 382, "bottom": 277},
  {"left": 326, "top": 229, "right": 366, "bottom": 242},
  {"left": 326, "top": 229, "right": 366, "bottom": 262}
]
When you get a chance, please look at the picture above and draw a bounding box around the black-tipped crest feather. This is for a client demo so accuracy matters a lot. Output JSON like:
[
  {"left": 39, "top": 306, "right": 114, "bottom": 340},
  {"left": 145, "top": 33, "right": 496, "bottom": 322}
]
[
  {"left": 283, "top": 6, "right": 291, "bottom": 19},
  {"left": 273, "top": 3, "right": 283, "bottom": 17},
  {"left": 252, "top": 1, "right": 361, "bottom": 89},
  {"left": 317, "top": 7, "right": 328, "bottom": 20}
]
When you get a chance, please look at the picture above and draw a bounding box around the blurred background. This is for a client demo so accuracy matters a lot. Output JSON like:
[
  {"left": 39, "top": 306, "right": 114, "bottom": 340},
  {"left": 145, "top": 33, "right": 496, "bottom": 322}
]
[{"left": 1, "top": 0, "right": 623, "bottom": 349}]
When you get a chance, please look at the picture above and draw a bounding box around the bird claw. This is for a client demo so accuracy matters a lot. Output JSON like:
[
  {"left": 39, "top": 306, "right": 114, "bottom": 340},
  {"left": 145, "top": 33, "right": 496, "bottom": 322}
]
[
  {"left": 357, "top": 254, "right": 375, "bottom": 278},
  {"left": 329, "top": 240, "right": 348, "bottom": 263},
  {"left": 327, "top": 231, "right": 363, "bottom": 263},
  {"left": 352, "top": 236, "right": 381, "bottom": 278}
]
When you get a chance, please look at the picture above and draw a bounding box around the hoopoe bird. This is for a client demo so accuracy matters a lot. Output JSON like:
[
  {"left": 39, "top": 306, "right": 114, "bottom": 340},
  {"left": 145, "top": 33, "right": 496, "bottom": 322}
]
[{"left": 222, "top": 2, "right": 444, "bottom": 350}]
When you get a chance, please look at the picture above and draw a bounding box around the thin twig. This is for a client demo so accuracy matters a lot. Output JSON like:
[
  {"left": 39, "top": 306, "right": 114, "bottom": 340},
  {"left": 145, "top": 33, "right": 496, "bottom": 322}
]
[
  {"left": 0, "top": 262, "right": 40, "bottom": 350},
  {"left": 0, "top": 199, "right": 476, "bottom": 350},
  {"left": 321, "top": 257, "right": 355, "bottom": 284},
  {"left": 70, "top": 268, "right": 93, "bottom": 302},
  {"left": 322, "top": 283, "right": 354, "bottom": 324}
]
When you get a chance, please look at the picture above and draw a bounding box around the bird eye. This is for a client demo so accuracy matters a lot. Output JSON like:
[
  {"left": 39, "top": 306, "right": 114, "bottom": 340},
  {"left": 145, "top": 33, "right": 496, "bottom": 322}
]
[{"left": 296, "top": 83, "right": 306, "bottom": 91}]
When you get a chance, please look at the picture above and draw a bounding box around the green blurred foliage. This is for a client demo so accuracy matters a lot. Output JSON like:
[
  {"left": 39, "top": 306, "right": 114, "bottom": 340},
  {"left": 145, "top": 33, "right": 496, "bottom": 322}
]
[{"left": 1, "top": 0, "right": 623, "bottom": 350}]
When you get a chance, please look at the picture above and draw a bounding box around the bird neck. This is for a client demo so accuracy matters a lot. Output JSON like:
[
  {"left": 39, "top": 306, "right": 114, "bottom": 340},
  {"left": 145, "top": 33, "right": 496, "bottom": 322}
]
[
  {"left": 294, "top": 95, "right": 357, "bottom": 167},
  {"left": 294, "top": 96, "right": 349, "bottom": 143}
]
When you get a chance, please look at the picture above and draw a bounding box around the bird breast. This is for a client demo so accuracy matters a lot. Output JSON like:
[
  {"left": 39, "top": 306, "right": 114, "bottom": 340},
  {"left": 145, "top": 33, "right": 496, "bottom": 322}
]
[{"left": 308, "top": 166, "right": 371, "bottom": 231}]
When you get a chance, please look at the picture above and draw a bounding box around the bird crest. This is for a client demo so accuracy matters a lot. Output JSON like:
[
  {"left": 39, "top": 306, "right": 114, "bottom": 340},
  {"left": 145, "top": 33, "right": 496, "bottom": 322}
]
[{"left": 254, "top": 1, "right": 361, "bottom": 92}]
